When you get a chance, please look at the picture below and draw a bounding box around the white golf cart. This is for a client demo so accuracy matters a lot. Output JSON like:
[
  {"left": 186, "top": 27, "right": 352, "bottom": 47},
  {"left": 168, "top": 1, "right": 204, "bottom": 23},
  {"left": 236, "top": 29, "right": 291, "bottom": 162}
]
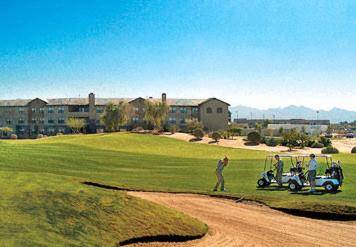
[
  {"left": 257, "top": 154, "right": 304, "bottom": 188},
  {"left": 288, "top": 154, "right": 344, "bottom": 192}
]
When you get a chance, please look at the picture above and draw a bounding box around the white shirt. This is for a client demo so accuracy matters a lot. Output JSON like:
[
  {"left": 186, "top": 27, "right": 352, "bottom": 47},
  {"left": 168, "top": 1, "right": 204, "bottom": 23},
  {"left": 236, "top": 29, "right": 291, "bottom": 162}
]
[{"left": 308, "top": 159, "right": 318, "bottom": 171}]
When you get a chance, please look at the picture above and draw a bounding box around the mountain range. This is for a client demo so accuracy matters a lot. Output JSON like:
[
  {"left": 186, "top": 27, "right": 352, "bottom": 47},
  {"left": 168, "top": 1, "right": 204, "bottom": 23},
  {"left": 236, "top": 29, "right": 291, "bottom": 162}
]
[{"left": 229, "top": 105, "right": 356, "bottom": 123}]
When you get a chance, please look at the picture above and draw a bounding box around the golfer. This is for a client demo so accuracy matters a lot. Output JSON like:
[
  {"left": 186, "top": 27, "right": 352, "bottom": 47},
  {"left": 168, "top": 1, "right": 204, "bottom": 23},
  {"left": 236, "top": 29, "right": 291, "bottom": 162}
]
[
  {"left": 274, "top": 155, "right": 284, "bottom": 187},
  {"left": 308, "top": 154, "right": 318, "bottom": 192},
  {"left": 213, "top": 157, "right": 229, "bottom": 192}
]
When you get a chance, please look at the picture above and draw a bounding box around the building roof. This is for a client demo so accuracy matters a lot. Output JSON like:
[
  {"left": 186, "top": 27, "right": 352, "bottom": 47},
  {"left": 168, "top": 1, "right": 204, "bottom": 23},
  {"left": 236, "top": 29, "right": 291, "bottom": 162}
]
[
  {"left": 0, "top": 99, "right": 32, "bottom": 107},
  {"left": 0, "top": 96, "right": 230, "bottom": 107}
]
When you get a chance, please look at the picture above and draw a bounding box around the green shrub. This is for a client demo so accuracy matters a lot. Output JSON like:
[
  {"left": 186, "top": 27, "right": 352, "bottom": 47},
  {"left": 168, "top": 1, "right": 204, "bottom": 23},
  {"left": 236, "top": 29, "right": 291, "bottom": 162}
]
[
  {"left": 220, "top": 131, "right": 230, "bottom": 139},
  {"left": 211, "top": 132, "right": 221, "bottom": 142},
  {"left": 351, "top": 147, "right": 356, "bottom": 154},
  {"left": 311, "top": 142, "right": 324, "bottom": 148},
  {"left": 186, "top": 119, "right": 203, "bottom": 133},
  {"left": 193, "top": 128, "right": 204, "bottom": 140},
  {"left": 265, "top": 137, "right": 279, "bottom": 147},
  {"left": 228, "top": 127, "right": 242, "bottom": 137},
  {"left": 321, "top": 146, "right": 339, "bottom": 154},
  {"left": 319, "top": 136, "right": 332, "bottom": 147},
  {"left": 247, "top": 131, "right": 261, "bottom": 144}
]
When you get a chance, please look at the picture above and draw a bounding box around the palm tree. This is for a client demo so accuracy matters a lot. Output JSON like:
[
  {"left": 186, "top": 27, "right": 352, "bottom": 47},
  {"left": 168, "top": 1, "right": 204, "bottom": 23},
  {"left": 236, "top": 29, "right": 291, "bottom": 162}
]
[
  {"left": 102, "top": 102, "right": 133, "bottom": 132},
  {"left": 144, "top": 101, "right": 169, "bottom": 130}
]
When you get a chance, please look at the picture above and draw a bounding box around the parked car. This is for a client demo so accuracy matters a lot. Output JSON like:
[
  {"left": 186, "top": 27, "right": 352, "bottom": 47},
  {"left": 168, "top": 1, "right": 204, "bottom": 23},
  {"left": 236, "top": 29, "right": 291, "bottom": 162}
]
[{"left": 346, "top": 133, "right": 354, "bottom": 138}]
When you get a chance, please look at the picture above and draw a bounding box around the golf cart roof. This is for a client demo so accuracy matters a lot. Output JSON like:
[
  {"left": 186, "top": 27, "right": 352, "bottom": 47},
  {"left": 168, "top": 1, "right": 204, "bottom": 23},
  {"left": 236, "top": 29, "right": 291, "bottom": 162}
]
[
  {"left": 297, "top": 154, "right": 332, "bottom": 158},
  {"left": 265, "top": 154, "right": 298, "bottom": 158}
]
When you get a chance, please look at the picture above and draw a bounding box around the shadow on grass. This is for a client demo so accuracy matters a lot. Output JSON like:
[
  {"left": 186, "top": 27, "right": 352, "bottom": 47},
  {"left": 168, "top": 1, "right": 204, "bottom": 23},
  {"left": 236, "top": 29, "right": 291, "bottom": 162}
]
[
  {"left": 244, "top": 141, "right": 259, "bottom": 146},
  {"left": 290, "top": 190, "right": 342, "bottom": 196},
  {"left": 208, "top": 140, "right": 219, "bottom": 144},
  {"left": 189, "top": 138, "right": 202, "bottom": 142},
  {"left": 256, "top": 186, "right": 289, "bottom": 191}
]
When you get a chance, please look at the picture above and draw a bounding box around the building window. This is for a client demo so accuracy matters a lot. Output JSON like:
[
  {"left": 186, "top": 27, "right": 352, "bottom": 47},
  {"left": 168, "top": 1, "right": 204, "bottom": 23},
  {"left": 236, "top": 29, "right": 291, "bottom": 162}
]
[
  {"left": 38, "top": 118, "right": 44, "bottom": 124},
  {"left": 31, "top": 118, "right": 36, "bottom": 124},
  {"left": 31, "top": 108, "right": 36, "bottom": 113},
  {"left": 39, "top": 108, "right": 45, "bottom": 113},
  {"left": 170, "top": 107, "right": 176, "bottom": 113},
  {"left": 96, "top": 107, "right": 104, "bottom": 113},
  {"left": 169, "top": 117, "right": 176, "bottom": 124},
  {"left": 217, "top": 107, "right": 223, "bottom": 113},
  {"left": 6, "top": 119, "right": 12, "bottom": 125},
  {"left": 206, "top": 107, "right": 212, "bottom": 114},
  {"left": 58, "top": 107, "right": 65, "bottom": 114},
  {"left": 132, "top": 117, "right": 139, "bottom": 123},
  {"left": 58, "top": 118, "right": 65, "bottom": 124},
  {"left": 192, "top": 107, "right": 199, "bottom": 113},
  {"left": 180, "top": 118, "right": 186, "bottom": 124},
  {"left": 48, "top": 119, "right": 55, "bottom": 124},
  {"left": 134, "top": 107, "right": 139, "bottom": 113},
  {"left": 180, "top": 107, "right": 187, "bottom": 113},
  {"left": 19, "top": 108, "right": 25, "bottom": 114},
  {"left": 18, "top": 119, "right": 25, "bottom": 124},
  {"left": 48, "top": 107, "right": 54, "bottom": 113}
]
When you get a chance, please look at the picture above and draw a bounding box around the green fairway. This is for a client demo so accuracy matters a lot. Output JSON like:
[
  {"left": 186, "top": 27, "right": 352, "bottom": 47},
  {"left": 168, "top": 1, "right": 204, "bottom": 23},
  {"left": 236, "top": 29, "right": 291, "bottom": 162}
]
[{"left": 1, "top": 133, "right": 356, "bottom": 244}]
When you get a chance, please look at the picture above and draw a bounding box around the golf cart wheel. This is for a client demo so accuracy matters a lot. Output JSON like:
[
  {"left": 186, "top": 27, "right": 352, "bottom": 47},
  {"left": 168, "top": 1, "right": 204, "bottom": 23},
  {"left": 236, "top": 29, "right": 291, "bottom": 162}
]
[
  {"left": 289, "top": 180, "right": 300, "bottom": 192},
  {"left": 324, "top": 182, "right": 336, "bottom": 192},
  {"left": 257, "top": 178, "right": 267, "bottom": 187}
]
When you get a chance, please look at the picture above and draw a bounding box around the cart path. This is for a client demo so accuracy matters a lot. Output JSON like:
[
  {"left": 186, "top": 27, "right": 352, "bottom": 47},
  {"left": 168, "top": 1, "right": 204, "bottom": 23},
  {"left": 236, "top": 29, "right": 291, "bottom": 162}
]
[{"left": 127, "top": 192, "right": 356, "bottom": 247}]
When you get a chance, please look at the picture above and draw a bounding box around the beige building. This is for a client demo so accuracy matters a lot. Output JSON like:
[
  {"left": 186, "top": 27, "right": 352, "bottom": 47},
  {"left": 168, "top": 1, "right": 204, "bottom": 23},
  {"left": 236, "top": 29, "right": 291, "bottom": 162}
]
[{"left": 0, "top": 93, "right": 230, "bottom": 138}]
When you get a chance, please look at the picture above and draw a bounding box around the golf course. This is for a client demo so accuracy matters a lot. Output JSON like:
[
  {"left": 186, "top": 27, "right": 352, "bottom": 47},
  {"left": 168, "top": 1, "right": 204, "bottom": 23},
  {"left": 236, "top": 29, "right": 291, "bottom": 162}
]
[{"left": 1, "top": 132, "right": 356, "bottom": 246}]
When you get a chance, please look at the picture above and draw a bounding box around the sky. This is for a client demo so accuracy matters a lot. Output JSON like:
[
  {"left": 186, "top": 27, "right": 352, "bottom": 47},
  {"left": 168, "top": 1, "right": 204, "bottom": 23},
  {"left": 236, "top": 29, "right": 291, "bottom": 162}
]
[{"left": 0, "top": 0, "right": 355, "bottom": 110}]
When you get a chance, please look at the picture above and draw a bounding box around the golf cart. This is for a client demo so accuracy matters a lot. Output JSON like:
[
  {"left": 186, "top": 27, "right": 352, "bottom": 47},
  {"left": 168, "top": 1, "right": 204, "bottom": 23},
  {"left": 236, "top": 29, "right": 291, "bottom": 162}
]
[
  {"left": 288, "top": 154, "right": 344, "bottom": 192},
  {"left": 257, "top": 154, "right": 303, "bottom": 188}
]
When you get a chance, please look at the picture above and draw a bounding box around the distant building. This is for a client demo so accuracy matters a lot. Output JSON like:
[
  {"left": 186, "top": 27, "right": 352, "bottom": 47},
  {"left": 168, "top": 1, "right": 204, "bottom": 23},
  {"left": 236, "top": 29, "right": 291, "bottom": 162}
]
[
  {"left": 234, "top": 118, "right": 330, "bottom": 135},
  {"left": 0, "top": 93, "right": 230, "bottom": 138}
]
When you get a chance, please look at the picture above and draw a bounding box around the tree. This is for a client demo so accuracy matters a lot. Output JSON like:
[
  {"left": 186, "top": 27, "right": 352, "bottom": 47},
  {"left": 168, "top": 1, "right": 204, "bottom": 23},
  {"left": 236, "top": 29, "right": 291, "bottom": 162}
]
[
  {"left": 67, "top": 118, "right": 86, "bottom": 134},
  {"left": 262, "top": 119, "right": 270, "bottom": 128},
  {"left": 0, "top": 127, "right": 13, "bottom": 138},
  {"left": 282, "top": 128, "right": 299, "bottom": 151},
  {"left": 102, "top": 101, "right": 133, "bottom": 132},
  {"left": 117, "top": 101, "right": 133, "bottom": 130},
  {"left": 255, "top": 123, "right": 262, "bottom": 134},
  {"left": 186, "top": 119, "right": 203, "bottom": 133},
  {"left": 102, "top": 103, "right": 118, "bottom": 132},
  {"left": 228, "top": 124, "right": 242, "bottom": 138},
  {"left": 144, "top": 101, "right": 169, "bottom": 130},
  {"left": 299, "top": 132, "right": 310, "bottom": 148},
  {"left": 247, "top": 131, "right": 261, "bottom": 144},
  {"left": 278, "top": 127, "right": 284, "bottom": 136},
  {"left": 211, "top": 132, "right": 221, "bottom": 142},
  {"left": 193, "top": 128, "right": 204, "bottom": 140}
]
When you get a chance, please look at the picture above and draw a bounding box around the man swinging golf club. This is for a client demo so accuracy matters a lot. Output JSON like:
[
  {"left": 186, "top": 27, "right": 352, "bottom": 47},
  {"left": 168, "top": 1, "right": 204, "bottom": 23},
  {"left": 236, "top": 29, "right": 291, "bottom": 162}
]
[
  {"left": 213, "top": 156, "right": 229, "bottom": 192},
  {"left": 308, "top": 154, "right": 318, "bottom": 192},
  {"left": 274, "top": 155, "right": 284, "bottom": 187}
]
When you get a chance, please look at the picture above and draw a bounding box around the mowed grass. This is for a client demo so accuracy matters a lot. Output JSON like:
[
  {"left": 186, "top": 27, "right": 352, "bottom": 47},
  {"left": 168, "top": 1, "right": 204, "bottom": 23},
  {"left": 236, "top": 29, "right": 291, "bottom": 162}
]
[
  {"left": 0, "top": 132, "right": 356, "bottom": 244},
  {"left": 0, "top": 134, "right": 213, "bottom": 246}
]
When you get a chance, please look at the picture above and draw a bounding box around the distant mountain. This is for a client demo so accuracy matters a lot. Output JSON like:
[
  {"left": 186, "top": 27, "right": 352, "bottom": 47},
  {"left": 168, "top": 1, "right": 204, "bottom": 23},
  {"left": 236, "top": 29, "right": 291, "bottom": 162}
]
[{"left": 230, "top": 105, "right": 356, "bottom": 123}]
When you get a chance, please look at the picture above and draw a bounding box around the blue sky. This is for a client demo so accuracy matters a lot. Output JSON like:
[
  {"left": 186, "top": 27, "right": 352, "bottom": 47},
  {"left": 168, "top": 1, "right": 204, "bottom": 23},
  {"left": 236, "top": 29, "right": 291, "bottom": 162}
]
[{"left": 0, "top": 0, "right": 355, "bottom": 110}]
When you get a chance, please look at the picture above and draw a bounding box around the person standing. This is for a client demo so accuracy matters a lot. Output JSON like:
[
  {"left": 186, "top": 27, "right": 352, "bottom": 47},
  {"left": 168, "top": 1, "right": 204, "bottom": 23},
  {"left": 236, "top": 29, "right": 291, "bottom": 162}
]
[
  {"left": 274, "top": 155, "right": 284, "bottom": 187},
  {"left": 213, "top": 157, "right": 229, "bottom": 192},
  {"left": 308, "top": 154, "right": 318, "bottom": 192}
]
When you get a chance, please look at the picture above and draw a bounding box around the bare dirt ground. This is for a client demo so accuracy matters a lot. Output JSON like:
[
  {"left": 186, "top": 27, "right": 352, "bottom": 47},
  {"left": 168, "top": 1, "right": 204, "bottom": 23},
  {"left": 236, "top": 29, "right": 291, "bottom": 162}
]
[
  {"left": 128, "top": 192, "right": 356, "bottom": 247},
  {"left": 165, "top": 133, "right": 356, "bottom": 154}
]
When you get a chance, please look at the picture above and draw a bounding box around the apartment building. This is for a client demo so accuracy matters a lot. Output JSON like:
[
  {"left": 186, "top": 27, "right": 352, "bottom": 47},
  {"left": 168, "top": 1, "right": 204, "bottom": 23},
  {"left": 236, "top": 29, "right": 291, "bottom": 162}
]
[{"left": 0, "top": 93, "right": 230, "bottom": 138}]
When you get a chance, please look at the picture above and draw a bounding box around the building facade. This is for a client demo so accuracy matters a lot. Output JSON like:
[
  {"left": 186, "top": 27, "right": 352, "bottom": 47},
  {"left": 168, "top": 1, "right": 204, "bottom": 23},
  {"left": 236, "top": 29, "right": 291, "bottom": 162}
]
[
  {"left": 234, "top": 118, "right": 330, "bottom": 135},
  {"left": 0, "top": 93, "right": 230, "bottom": 138}
]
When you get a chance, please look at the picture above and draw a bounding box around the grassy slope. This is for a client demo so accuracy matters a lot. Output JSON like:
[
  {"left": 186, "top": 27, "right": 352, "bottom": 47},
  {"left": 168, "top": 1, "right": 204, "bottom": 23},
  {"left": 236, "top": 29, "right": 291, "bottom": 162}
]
[
  {"left": 0, "top": 169, "right": 207, "bottom": 245},
  {"left": 1, "top": 133, "right": 356, "bottom": 217}
]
